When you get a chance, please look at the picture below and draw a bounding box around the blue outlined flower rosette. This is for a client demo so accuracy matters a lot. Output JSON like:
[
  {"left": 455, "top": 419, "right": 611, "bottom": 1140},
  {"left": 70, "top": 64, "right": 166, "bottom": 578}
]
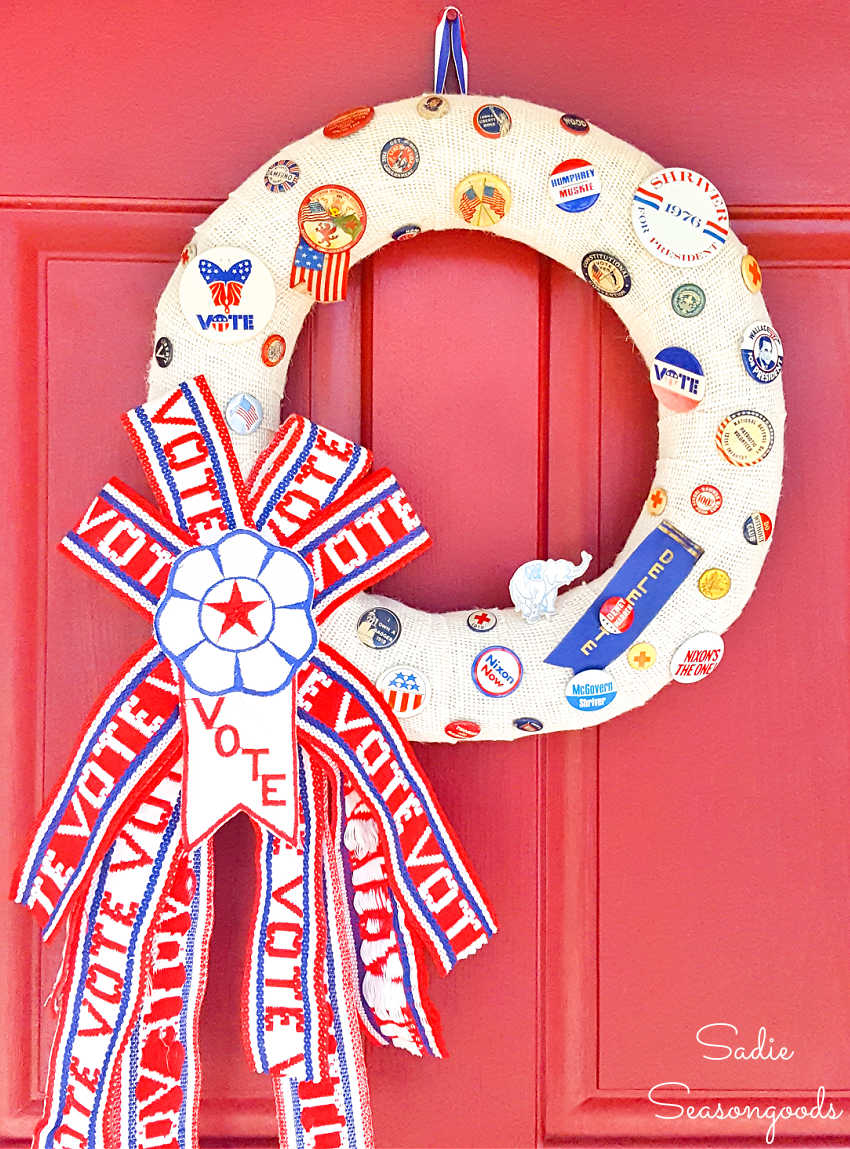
[{"left": 154, "top": 528, "right": 317, "bottom": 696}]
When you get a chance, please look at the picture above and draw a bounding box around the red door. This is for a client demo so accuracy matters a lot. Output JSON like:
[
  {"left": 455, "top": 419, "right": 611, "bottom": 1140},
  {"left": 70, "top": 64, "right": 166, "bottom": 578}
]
[{"left": 2, "top": 4, "right": 850, "bottom": 1147}]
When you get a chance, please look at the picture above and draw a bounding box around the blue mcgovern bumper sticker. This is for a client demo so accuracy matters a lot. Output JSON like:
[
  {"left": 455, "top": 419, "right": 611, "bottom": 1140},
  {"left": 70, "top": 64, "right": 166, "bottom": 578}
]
[{"left": 545, "top": 521, "right": 704, "bottom": 670}]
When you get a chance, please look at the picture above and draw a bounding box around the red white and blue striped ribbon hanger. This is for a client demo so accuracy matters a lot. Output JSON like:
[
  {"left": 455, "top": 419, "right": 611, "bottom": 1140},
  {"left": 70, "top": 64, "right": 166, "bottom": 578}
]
[
  {"left": 15, "top": 376, "right": 495, "bottom": 1149},
  {"left": 433, "top": 6, "right": 469, "bottom": 93}
]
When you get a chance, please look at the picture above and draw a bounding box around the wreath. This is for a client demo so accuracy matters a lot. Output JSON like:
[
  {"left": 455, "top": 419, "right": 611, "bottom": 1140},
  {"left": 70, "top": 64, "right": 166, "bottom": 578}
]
[{"left": 15, "top": 92, "right": 783, "bottom": 1149}]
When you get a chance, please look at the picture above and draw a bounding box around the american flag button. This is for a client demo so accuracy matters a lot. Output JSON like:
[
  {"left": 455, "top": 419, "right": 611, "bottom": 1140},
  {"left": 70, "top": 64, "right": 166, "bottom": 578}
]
[
  {"left": 376, "top": 665, "right": 430, "bottom": 718},
  {"left": 453, "top": 172, "right": 511, "bottom": 228},
  {"left": 225, "top": 392, "right": 263, "bottom": 435}
]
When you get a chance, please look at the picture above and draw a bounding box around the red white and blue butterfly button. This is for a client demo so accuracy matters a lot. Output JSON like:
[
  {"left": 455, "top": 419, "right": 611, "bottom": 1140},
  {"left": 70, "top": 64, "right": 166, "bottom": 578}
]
[{"left": 179, "top": 245, "right": 276, "bottom": 344}]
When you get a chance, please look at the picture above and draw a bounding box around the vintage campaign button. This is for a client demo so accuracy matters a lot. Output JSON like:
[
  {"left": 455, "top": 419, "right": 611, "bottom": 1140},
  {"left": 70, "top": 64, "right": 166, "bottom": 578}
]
[
  {"left": 627, "top": 642, "right": 656, "bottom": 670},
  {"left": 454, "top": 173, "right": 511, "bottom": 227},
  {"left": 741, "top": 323, "right": 783, "bottom": 383},
  {"left": 264, "top": 158, "right": 300, "bottom": 193},
  {"left": 670, "top": 632, "right": 724, "bottom": 683},
  {"left": 715, "top": 410, "right": 774, "bottom": 467},
  {"left": 560, "top": 113, "right": 589, "bottom": 134},
  {"left": 599, "top": 596, "right": 634, "bottom": 635},
  {"left": 582, "top": 251, "right": 631, "bottom": 298},
  {"left": 691, "top": 484, "right": 722, "bottom": 515},
  {"left": 417, "top": 94, "right": 450, "bottom": 119},
  {"left": 154, "top": 336, "right": 173, "bottom": 368},
  {"left": 566, "top": 668, "right": 616, "bottom": 711},
  {"left": 632, "top": 168, "right": 728, "bottom": 266},
  {"left": 651, "top": 346, "right": 706, "bottom": 412},
  {"left": 467, "top": 609, "right": 497, "bottom": 632},
  {"left": 298, "top": 185, "right": 366, "bottom": 252},
  {"left": 445, "top": 719, "right": 481, "bottom": 740},
  {"left": 548, "top": 159, "right": 600, "bottom": 213},
  {"left": 472, "top": 646, "right": 522, "bottom": 697},
  {"left": 741, "top": 252, "right": 762, "bottom": 293},
  {"left": 698, "top": 568, "right": 731, "bottom": 599},
  {"left": 473, "top": 104, "right": 512, "bottom": 138},
  {"left": 323, "top": 106, "right": 374, "bottom": 138},
  {"left": 261, "top": 334, "right": 286, "bottom": 367},
  {"left": 376, "top": 666, "right": 430, "bottom": 716},
  {"left": 646, "top": 487, "right": 667, "bottom": 515},
  {"left": 392, "top": 223, "right": 422, "bottom": 241},
  {"left": 356, "top": 606, "right": 401, "bottom": 649},
  {"left": 225, "top": 392, "right": 263, "bottom": 435},
  {"left": 671, "top": 283, "right": 706, "bottom": 318},
  {"left": 743, "top": 511, "right": 773, "bottom": 545},
  {"left": 381, "top": 138, "right": 420, "bottom": 178},
  {"left": 514, "top": 716, "right": 543, "bottom": 732},
  {"left": 180, "top": 246, "right": 275, "bottom": 344},
  {"left": 180, "top": 241, "right": 197, "bottom": 265}
]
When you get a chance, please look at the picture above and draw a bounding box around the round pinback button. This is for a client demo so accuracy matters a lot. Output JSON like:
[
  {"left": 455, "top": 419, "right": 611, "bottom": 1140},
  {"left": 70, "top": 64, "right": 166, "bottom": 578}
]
[
  {"left": 715, "top": 410, "right": 775, "bottom": 467},
  {"left": 566, "top": 668, "right": 616, "bottom": 711},
  {"left": 741, "top": 323, "right": 783, "bottom": 383},
  {"left": 356, "top": 606, "right": 401, "bottom": 649},
  {"left": 381, "top": 138, "right": 420, "bottom": 178},
  {"left": 179, "top": 246, "right": 275, "bottom": 344},
  {"left": 376, "top": 666, "right": 430, "bottom": 716},
  {"left": 154, "top": 336, "right": 173, "bottom": 368},
  {"left": 467, "top": 609, "right": 497, "bottom": 632},
  {"left": 627, "top": 642, "right": 656, "bottom": 670},
  {"left": 264, "top": 158, "right": 300, "bottom": 193},
  {"left": 473, "top": 104, "right": 512, "bottom": 138},
  {"left": 548, "top": 159, "right": 600, "bottom": 213},
  {"left": 560, "top": 113, "right": 589, "bottom": 134},
  {"left": 454, "top": 173, "right": 511, "bottom": 228},
  {"left": 514, "top": 717, "right": 543, "bottom": 732},
  {"left": 472, "top": 647, "right": 522, "bottom": 697},
  {"left": 647, "top": 487, "right": 667, "bottom": 516},
  {"left": 743, "top": 511, "right": 773, "bottom": 545},
  {"left": 392, "top": 224, "right": 422, "bottom": 241},
  {"left": 599, "top": 596, "right": 634, "bottom": 635},
  {"left": 698, "top": 568, "right": 731, "bottom": 600},
  {"left": 417, "top": 94, "right": 450, "bottom": 119},
  {"left": 671, "top": 283, "right": 706, "bottom": 318},
  {"left": 225, "top": 392, "right": 263, "bottom": 435},
  {"left": 445, "top": 719, "right": 481, "bottom": 741},
  {"left": 691, "top": 484, "right": 722, "bottom": 515},
  {"left": 632, "top": 168, "right": 728, "bottom": 267},
  {"left": 261, "top": 334, "right": 286, "bottom": 367},
  {"left": 741, "top": 253, "right": 763, "bottom": 293},
  {"left": 582, "top": 251, "right": 631, "bottom": 297},
  {"left": 651, "top": 346, "right": 706, "bottom": 412},
  {"left": 670, "top": 632, "right": 724, "bottom": 683},
  {"left": 323, "top": 106, "right": 374, "bottom": 138}
]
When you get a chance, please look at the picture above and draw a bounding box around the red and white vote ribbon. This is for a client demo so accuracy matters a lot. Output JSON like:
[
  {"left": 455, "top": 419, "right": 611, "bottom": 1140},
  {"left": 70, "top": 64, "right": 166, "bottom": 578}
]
[
  {"left": 14, "top": 375, "right": 495, "bottom": 1149},
  {"left": 434, "top": 7, "right": 469, "bottom": 94}
]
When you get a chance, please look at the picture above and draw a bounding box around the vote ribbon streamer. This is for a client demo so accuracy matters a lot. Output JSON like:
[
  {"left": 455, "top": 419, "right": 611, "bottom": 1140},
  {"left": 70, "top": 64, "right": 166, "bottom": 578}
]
[{"left": 14, "top": 375, "right": 495, "bottom": 1149}]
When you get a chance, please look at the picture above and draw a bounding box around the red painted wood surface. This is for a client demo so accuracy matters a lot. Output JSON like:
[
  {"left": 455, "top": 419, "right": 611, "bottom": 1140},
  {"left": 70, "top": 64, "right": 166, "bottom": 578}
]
[{"left": 2, "top": 4, "right": 850, "bottom": 1147}]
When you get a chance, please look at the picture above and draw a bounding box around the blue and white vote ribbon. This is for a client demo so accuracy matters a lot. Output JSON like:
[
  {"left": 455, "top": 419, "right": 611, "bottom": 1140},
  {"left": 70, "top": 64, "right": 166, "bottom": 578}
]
[
  {"left": 544, "top": 522, "right": 704, "bottom": 670},
  {"left": 434, "top": 7, "right": 469, "bottom": 94}
]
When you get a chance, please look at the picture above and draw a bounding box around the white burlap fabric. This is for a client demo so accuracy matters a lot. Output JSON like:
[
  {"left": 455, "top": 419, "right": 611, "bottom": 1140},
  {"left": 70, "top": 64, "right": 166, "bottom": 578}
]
[{"left": 146, "top": 93, "right": 784, "bottom": 741}]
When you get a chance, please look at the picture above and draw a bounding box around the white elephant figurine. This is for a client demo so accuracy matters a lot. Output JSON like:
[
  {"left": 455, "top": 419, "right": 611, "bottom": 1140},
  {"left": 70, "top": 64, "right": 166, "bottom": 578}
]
[{"left": 509, "top": 551, "right": 593, "bottom": 622}]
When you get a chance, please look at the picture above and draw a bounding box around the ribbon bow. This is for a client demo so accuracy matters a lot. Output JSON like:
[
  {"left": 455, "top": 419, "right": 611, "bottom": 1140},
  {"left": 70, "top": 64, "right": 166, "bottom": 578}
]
[{"left": 14, "top": 376, "right": 495, "bottom": 1149}]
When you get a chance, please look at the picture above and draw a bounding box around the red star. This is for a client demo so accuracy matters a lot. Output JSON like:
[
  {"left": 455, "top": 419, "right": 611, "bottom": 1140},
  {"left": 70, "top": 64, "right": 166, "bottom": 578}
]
[{"left": 205, "top": 581, "right": 266, "bottom": 638}]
